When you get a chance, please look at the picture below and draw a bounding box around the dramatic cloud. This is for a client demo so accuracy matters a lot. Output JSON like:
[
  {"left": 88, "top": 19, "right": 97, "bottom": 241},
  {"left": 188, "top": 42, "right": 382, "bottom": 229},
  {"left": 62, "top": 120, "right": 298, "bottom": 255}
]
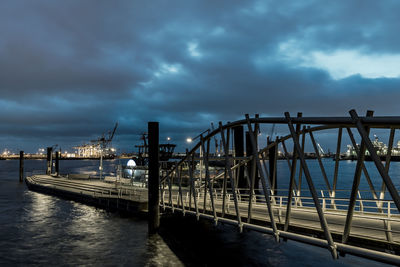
[{"left": 0, "top": 0, "right": 399, "bottom": 152}]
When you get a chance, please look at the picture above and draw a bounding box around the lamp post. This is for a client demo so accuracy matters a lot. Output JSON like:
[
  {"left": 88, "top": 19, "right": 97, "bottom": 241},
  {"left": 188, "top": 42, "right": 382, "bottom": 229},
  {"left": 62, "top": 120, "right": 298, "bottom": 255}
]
[{"left": 186, "top": 128, "right": 210, "bottom": 182}]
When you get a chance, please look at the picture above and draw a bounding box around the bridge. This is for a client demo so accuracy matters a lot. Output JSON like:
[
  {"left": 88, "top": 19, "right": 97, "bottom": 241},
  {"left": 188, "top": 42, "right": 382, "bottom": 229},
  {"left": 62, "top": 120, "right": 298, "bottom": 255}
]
[{"left": 147, "top": 110, "right": 400, "bottom": 265}]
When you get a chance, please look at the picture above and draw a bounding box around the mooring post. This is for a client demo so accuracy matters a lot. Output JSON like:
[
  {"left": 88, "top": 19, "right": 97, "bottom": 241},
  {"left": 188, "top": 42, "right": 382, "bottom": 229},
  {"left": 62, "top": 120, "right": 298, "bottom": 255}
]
[
  {"left": 148, "top": 121, "right": 160, "bottom": 234},
  {"left": 46, "top": 147, "right": 52, "bottom": 175},
  {"left": 19, "top": 151, "right": 24, "bottom": 183},
  {"left": 55, "top": 151, "right": 60, "bottom": 176}
]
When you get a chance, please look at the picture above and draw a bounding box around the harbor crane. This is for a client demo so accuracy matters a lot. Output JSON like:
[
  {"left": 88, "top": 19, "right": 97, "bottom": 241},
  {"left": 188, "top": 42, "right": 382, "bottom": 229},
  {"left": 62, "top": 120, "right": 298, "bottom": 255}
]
[
  {"left": 92, "top": 122, "right": 118, "bottom": 180},
  {"left": 317, "top": 143, "right": 325, "bottom": 155}
]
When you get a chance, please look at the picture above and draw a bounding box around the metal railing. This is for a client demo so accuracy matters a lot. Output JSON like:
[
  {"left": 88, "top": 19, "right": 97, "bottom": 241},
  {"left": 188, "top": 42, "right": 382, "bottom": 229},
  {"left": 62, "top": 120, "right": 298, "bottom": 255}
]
[{"left": 159, "top": 110, "right": 400, "bottom": 265}]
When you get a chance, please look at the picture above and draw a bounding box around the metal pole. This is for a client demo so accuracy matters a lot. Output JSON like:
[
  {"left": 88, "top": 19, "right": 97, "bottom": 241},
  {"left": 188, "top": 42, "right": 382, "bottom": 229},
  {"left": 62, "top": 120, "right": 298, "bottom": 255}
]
[
  {"left": 332, "top": 127, "right": 342, "bottom": 200},
  {"left": 46, "top": 147, "right": 52, "bottom": 175},
  {"left": 268, "top": 137, "right": 277, "bottom": 195},
  {"left": 296, "top": 126, "right": 306, "bottom": 204},
  {"left": 148, "top": 122, "right": 160, "bottom": 234},
  {"left": 246, "top": 130, "right": 257, "bottom": 222},
  {"left": 55, "top": 151, "right": 60, "bottom": 177},
  {"left": 234, "top": 126, "right": 245, "bottom": 188},
  {"left": 220, "top": 122, "right": 242, "bottom": 229},
  {"left": 342, "top": 110, "right": 373, "bottom": 244},
  {"left": 285, "top": 112, "right": 337, "bottom": 259},
  {"left": 19, "top": 151, "right": 24, "bottom": 183},
  {"left": 378, "top": 128, "right": 395, "bottom": 207},
  {"left": 177, "top": 165, "right": 185, "bottom": 213},
  {"left": 309, "top": 129, "right": 332, "bottom": 193},
  {"left": 202, "top": 136, "right": 217, "bottom": 220},
  {"left": 346, "top": 127, "right": 379, "bottom": 204},
  {"left": 284, "top": 112, "right": 302, "bottom": 232},
  {"left": 245, "top": 115, "right": 279, "bottom": 241},
  {"left": 99, "top": 147, "right": 103, "bottom": 180}
]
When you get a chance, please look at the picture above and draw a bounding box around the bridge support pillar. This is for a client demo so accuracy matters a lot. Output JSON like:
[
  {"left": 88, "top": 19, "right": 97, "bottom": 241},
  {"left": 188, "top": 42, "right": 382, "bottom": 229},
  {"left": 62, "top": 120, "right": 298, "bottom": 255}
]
[
  {"left": 46, "top": 147, "right": 53, "bottom": 175},
  {"left": 148, "top": 121, "right": 160, "bottom": 234}
]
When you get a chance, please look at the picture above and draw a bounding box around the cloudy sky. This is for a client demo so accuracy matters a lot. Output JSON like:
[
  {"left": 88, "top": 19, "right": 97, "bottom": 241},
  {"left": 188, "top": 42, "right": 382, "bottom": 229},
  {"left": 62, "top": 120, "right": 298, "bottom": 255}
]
[{"left": 1, "top": 0, "right": 399, "bottom": 153}]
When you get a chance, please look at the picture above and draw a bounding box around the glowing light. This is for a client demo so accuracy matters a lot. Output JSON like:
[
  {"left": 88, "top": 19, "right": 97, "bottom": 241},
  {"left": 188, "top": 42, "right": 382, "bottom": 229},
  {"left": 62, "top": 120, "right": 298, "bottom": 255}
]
[{"left": 186, "top": 138, "right": 192, "bottom": 143}]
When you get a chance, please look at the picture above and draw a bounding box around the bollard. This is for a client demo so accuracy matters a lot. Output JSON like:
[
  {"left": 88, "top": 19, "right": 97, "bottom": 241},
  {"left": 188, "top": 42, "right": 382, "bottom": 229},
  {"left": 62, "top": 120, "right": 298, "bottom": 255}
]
[
  {"left": 55, "top": 151, "right": 60, "bottom": 176},
  {"left": 46, "top": 147, "right": 52, "bottom": 175},
  {"left": 148, "top": 122, "right": 160, "bottom": 234},
  {"left": 19, "top": 151, "right": 24, "bottom": 183}
]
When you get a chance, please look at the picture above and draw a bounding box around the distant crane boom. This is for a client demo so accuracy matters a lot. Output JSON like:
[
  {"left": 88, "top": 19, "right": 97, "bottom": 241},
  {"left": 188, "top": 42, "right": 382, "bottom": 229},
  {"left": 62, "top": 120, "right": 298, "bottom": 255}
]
[{"left": 317, "top": 143, "right": 325, "bottom": 155}]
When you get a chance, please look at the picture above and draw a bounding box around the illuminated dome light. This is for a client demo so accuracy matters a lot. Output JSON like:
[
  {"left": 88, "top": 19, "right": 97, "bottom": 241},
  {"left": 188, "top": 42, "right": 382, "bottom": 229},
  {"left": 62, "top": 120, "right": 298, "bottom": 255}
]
[
  {"left": 127, "top": 159, "right": 136, "bottom": 167},
  {"left": 126, "top": 159, "right": 137, "bottom": 177}
]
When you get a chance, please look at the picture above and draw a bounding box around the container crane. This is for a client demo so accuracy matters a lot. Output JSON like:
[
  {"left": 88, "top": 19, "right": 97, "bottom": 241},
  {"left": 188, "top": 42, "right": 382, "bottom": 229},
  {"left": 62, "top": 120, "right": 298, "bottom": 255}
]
[
  {"left": 317, "top": 143, "right": 325, "bottom": 156},
  {"left": 92, "top": 122, "right": 118, "bottom": 180}
]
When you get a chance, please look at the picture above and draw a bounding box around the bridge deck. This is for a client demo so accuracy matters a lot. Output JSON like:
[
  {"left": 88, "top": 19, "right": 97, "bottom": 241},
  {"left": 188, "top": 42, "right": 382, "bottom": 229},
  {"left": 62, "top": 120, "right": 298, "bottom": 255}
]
[{"left": 162, "top": 189, "right": 400, "bottom": 252}]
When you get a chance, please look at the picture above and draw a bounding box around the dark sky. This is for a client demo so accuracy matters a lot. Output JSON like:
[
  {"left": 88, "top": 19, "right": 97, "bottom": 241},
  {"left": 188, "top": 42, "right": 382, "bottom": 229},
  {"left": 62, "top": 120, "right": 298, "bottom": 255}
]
[{"left": 1, "top": 0, "right": 400, "bottom": 153}]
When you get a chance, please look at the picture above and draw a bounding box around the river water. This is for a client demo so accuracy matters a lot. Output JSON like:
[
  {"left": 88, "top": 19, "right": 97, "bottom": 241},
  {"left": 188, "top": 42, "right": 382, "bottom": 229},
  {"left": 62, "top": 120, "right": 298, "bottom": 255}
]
[{"left": 0, "top": 159, "right": 395, "bottom": 266}]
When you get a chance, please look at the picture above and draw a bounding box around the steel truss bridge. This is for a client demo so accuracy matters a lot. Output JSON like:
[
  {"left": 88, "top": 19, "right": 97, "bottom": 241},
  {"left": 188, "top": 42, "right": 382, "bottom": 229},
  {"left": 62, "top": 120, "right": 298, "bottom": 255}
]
[{"left": 159, "top": 110, "right": 400, "bottom": 265}]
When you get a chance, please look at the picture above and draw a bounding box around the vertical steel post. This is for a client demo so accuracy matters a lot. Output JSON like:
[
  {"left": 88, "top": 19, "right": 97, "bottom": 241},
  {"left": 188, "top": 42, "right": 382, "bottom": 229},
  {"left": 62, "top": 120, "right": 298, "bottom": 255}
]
[
  {"left": 19, "top": 151, "right": 24, "bottom": 183},
  {"left": 296, "top": 126, "right": 306, "bottom": 206},
  {"left": 220, "top": 122, "right": 242, "bottom": 229},
  {"left": 201, "top": 136, "right": 208, "bottom": 213},
  {"left": 46, "top": 147, "right": 52, "bottom": 175},
  {"left": 148, "top": 122, "right": 160, "bottom": 234},
  {"left": 246, "top": 131, "right": 258, "bottom": 191},
  {"left": 55, "top": 151, "right": 60, "bottom": 177},
  {"left": 246, "top": 131, "right": 256, "bottom": 222},
  {"left": 332, "top": 127, "right": 343, "bottom": 202},
  {"left": 309, "top": 129, "right": 332, "bottom": 193},
  {"left": 342, "top": 110, "right": 373, "bottom": 243},
  {"left": 378, "top": 128, "right": 395, "bottom": 207},
  {"left": 245, "top": 115, "right": 279, "bottom": 241},
  {"left": 188, "top": 152, "right": 199, "bottom": 218},
  {"left": 284, "top": 112, "right": 302, "bottom": 232},
  {"left": 268, "top": 137, "right": 278, "bottom": 195},
  {"left": 202, "top": 136, "right": 217, "bottom": 221},
  {"left": 346, "top": 127, "right": 378, "bottom": 204},
  {"left": 177, "top": 165, "right": 185, "bottom": 213},
  {"left": 234, "top": 126, "right": 245, "bottom": 188},
  {"left": 285, "top": 112, "right": 337, "bottom": 259}
]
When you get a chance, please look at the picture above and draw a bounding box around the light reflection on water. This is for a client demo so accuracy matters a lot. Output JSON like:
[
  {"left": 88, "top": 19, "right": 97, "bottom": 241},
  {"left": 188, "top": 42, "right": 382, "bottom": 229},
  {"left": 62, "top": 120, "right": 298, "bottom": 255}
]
[{"left": 0, "top": 160, "right": 395, "bottom": 266}]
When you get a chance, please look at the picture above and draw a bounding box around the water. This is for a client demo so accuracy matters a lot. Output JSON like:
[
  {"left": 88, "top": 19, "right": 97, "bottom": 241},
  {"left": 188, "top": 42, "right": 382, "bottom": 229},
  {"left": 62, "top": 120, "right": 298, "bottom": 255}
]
[{"left": 0, "top": 159, "right": 394, "bottom": 266}]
